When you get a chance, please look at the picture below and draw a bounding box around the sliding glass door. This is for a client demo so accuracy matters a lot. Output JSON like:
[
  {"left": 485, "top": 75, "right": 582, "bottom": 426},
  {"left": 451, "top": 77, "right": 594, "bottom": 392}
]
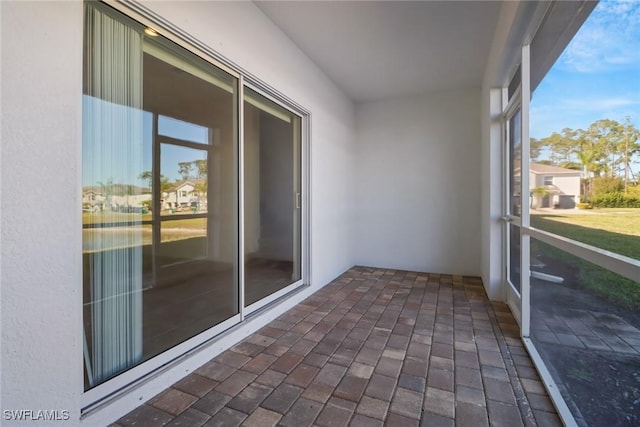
[
  {"left": 504, "top": 92, "right": 524, "bottom": 322},
  {"left": 82, "top": 1, "right": 306, "bottom": 400},
  {"left": 83, "top": 2, "right": 240, "bottom": 391},
  {"left": 243, "top": 88, "right": 302, "bottom": 309}
]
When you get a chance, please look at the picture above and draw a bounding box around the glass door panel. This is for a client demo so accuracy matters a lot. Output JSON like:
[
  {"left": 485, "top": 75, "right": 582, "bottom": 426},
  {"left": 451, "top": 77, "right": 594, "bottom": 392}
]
[
  {"left": 83, "top": 1, "right": 239, "bottom": 390},
  {"left": 243, "top": 88, "right": 302, "bottom": 307},
  {"left": 508, "top": 224, "right": 521, "bottom": 292},
  {"left": 507, "top": 108, "right": 523, "bottom": 296}
]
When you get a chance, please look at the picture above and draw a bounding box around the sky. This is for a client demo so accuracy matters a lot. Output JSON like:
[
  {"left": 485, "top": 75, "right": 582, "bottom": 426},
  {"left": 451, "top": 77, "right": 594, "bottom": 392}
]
[
  {"left": 530, "top": 0, "right": 640, "bottom": 140},
  {"left": 83, "top": 107, "right": 209, "bottom": 187}
]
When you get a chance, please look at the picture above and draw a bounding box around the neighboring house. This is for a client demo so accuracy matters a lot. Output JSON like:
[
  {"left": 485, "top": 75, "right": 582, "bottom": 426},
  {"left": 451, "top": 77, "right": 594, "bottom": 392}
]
[
  {"left": 162, "top": 179, "right": 206, "bottom": 211},
  {"left": 529, "top": 163, "right": 582, "bottom": 209},
  {"left": 83, "top": 185, "right": 152, "bottom": 212},
  {"left": 82, "top": 189, "right": 105, "bottom": 212}
]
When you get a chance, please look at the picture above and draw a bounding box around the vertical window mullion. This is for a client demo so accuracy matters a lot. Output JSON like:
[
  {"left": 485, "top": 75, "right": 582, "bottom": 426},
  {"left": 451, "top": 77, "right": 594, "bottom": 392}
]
[
  {"left": 238, "top": 77, "right": 246, "bottom": 319},
  {"left": 520, "top": 44, "right": 531, "bottom": 337}
]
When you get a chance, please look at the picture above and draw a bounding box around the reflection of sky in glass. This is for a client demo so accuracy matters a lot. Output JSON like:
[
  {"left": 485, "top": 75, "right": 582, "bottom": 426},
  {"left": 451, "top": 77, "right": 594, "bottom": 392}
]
[
  {"left": 83, "top": 95, "right": 208, "bottom": 187},
  {"left": 159, "top": 115, "right": 209, "bottom": 145},
  {"left": 82, "top": 96, "right": 148, "bottom": 188},
  {"left": 161, "top": 144, "right": 207, "bottom": 182}
]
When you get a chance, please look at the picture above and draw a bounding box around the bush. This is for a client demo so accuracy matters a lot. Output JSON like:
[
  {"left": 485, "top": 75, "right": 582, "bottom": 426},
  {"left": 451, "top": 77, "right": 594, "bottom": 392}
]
[
  {"left": 590, "top": 192, "right": 640, "bottom": 208},
  {"left": 576, "top": 202, "right": 591, "bottom": 209},
  {"left": 591, "top": 176, "right": 624, "bottom": 196},
  {"left": 626, "top": 184, "right": 640, "bottom": 197}
]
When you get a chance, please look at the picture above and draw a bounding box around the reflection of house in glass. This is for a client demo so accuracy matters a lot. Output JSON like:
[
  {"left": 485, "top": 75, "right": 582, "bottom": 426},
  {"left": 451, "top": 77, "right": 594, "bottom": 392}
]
[
  {"left": 82, "top": 184, "right": 152, "bottom": 213},
  {"left": 162, "top": 179, "right": 207, "bottom": 212}
]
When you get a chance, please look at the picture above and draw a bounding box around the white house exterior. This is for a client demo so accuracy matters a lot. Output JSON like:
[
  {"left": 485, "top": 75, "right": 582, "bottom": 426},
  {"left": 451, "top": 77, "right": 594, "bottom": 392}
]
[
  {"left": 529, "top": 162, "right": 582, "bottom": 208},
  {"left": 162, "top": 180, "right": 206, "bottom": 212},
  {"left": 4, "top": 2, "right": 630, "bottom": 427},
  {"left": 82, "top": 187, "right": 152, "bottom": 212}
]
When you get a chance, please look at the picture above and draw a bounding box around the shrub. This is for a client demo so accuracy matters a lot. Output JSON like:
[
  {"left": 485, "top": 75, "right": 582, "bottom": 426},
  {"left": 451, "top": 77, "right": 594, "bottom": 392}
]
[
  {"left": 591, "top": 176, "right": 624, "bottom": 196},
  {"left": 531, "top": 187, "right": 549, "bottom": 197},
  {"left": 626, "top": 184, "right": 640, "bottom": 197},
  {"left": 590, "top": 192, "right": 640, "bottom": 208}
]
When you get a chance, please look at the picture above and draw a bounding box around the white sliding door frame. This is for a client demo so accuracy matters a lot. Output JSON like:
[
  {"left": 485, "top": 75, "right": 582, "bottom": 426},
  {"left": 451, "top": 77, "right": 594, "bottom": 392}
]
[{"left": 241, "top": 81, "right": 309, "bottom": 317}]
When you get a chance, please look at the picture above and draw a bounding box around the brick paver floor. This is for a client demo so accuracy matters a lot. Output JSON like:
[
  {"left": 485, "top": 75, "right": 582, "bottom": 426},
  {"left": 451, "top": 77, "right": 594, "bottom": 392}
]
[{"left": 114, "top": 267, "right": 561, "bottom": 426}]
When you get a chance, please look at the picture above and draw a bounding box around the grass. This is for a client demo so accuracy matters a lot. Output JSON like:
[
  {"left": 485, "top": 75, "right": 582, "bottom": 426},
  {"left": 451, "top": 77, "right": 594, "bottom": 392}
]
[
  {"left": 530, "top": 208, "right": 640, "bottom": 260},
  {"left": 530, "top": 208, "right": 640, "bottom": 309},
  {"left": 82, "top": 212, "right": 207, "bottom": 229},
  {"left": 83, "top": 213, "right": 207, "bottom": 253}
]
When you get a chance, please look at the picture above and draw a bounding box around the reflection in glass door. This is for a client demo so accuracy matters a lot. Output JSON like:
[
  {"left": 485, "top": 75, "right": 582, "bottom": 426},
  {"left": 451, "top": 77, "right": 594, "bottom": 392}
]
[
  {"left": 507, "top": 108, "right": 522, "bottom": 295},
  {"left": 243, "top": 87, "right": 302, "bottom": 308},
  {"left": 82, "top": 1, "right": 239, "bottom": 391}
]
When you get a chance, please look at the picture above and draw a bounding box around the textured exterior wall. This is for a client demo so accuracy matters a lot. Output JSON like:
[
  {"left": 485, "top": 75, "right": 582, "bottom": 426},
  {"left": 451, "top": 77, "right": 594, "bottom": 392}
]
[{"left": 1, "top": 0, "right": 84, "bottom": 422}]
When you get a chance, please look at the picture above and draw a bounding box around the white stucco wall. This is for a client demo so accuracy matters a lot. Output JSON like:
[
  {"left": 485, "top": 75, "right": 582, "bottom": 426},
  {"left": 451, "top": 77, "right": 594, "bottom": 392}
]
[
  {"left": 354, "top": 90, "right": 481, "bottom": 276},
  {"left": 1, "top": 1, "right": 356, "bottom": 425},
  {"left": 553, "top": 175, "right": 581, "bottom": 198},
  {"left": 1, "top": 0, "right": 84, "bottom": 422}
]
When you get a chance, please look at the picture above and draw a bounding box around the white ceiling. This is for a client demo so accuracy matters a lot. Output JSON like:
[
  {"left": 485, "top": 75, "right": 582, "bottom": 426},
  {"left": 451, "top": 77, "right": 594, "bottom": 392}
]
[{"left": 255, "top": 1, "right": 503, "bottom": 103}]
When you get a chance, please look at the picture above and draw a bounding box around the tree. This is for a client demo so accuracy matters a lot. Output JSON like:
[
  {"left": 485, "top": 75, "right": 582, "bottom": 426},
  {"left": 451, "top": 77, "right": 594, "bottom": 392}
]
[
  {"left": 160, "top": 175, "right": 171, "bottom": 194},
  {"left": 540, "top": 130, "right": 575, "bottom": 166},
  {"left": 591, "top": 176, "right": 624, "bottom": 196},
  {"left": 620, "top": 116, "right": 640, "bottom": 192},
  {"left": 535, "top": 117, "right": 639, "bottom": 201},
  {"left": 178, "top": 162, "right": 193, "bottom": 180},
  {"left": 530, "top": 138, "right": 543, "bottom": 162},
  {"left": 193, "top": 181, "right": 207, "bottom": 212},
  {"left": 575, "top": 128, "right": 601, "bottom": 201},
  {"left": 531, "top": 187, "right": 549, "bottom": 209},
  {"left": 586, "top": 119, "right": 622, "bottom": 178},
  {"left": 194, "top": 159, "right": 207, "bottom": 179},
  {"left": 97, "top": 178, "right": 114, "bottom": 212},
  {"left": 139, "top": 170, "right": 153, "bottom": 189}
]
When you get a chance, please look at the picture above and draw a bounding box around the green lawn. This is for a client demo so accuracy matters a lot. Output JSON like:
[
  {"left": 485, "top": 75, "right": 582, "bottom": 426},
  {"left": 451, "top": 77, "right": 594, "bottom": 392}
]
[
  {"left": 530, "top": 208, "right": 640, "bottom": 309},
  {"left": 82, "top": 212, "right": 207, "bottom": 230},
  {"left": 530, "top": 209, "right": 640, "bottom": 260}
]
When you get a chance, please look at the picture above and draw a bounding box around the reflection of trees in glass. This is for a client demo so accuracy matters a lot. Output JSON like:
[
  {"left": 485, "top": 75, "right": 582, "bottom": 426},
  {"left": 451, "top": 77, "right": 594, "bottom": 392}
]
[
  {"left": 175, "top": 160, "right": 207, "bottom": 181},
  {"left": 138, "top": 159, "right": 208, "bottom": 213},
  {"left": 178, "top": 161, "right": 193, "bottom": 181},
  {"left": 139, "top": 170, "right": 171, "bottom": 193},
  {"left": 194, "top": 159, "right": 207, "bottom": 179},
  {"left": 98, "top": 178, "right": 114, "bottom": 211},
  {"left": 139, "top": 171, "right": 152, "bottom": 189}
]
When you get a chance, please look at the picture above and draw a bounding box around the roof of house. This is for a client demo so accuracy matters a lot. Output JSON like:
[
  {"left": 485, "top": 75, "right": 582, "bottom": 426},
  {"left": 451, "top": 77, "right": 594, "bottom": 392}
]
[
  {"left": 166, "top": 179, "right": 206, "bottom": 193},
  {"left": 83, "top": 184, "right": 151, "bottom": 195},
  {"left": 529, "top": 163, "right": 581, "bottom": 175}
]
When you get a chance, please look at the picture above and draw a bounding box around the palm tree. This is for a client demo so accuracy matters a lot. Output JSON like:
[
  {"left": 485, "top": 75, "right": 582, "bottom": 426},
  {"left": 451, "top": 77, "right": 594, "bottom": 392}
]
[{"left": 97, "top": 178, "right": 114, "bottom": 211}]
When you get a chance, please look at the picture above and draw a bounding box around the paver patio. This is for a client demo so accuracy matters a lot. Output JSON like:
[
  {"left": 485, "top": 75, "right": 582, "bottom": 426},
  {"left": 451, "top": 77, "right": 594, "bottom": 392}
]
[{"left": 113, "top": 266, "right": 561, "bottom": 426}]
